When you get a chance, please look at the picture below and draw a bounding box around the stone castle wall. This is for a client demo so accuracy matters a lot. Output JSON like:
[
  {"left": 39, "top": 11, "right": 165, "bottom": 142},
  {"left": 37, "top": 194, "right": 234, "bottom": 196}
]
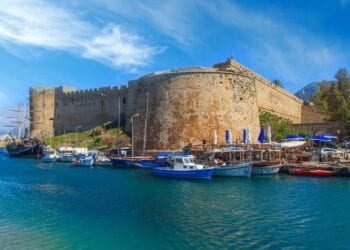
[
  {"left": 29, "top": 87, "right": 56, "bottom": 138},
  {"left": 215, "top": 58, "right": 303, "bottom": 123},
  {"left": 256, "top": 81, "right": 302, "bottom": 123},
  {"left": 301, "top": 104, "right": 327, "bottom": 123},
  {"left": 130, "top": 70, "right": 261, "bottom": 152},
  {"left": 53, "top": 86, "right": 131, "bottom": 135},
  {"left": 29, "top": 59, "right": 304, "bottom": 151}
]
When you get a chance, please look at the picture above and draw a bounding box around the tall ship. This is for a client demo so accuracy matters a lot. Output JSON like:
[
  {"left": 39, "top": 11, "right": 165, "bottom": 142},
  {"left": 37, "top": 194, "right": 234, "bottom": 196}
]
[
  {"left": 6, "top": 138, "right": 45, "bottom": 158},
  {"left": 4, "top": 102, "right": 45, "bottom": 158}
]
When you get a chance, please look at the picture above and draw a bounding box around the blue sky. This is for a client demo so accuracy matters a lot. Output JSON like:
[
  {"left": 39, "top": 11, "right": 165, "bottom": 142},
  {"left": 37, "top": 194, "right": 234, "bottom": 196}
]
[{"left": 0, "top": 0, "right": 350, "bottom": 128}]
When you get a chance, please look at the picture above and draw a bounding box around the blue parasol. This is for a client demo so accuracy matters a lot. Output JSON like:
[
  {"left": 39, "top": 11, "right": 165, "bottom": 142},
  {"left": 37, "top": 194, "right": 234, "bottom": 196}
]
[
  {"left": 258, "top": 127, "right": 265, "bottom": 143},
  {"left": 242, "top": 129, "right": 247, "bottom": 144}
]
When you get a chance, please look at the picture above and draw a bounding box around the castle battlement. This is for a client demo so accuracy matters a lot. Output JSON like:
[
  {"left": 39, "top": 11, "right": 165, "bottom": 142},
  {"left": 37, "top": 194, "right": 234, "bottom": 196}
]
[{"left": 29, "top": 58, "right": 303, "bottom": 151}]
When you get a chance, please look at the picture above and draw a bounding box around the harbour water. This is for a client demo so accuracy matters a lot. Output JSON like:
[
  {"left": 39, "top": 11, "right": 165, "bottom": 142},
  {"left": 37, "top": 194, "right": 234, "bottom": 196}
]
[{"left": 0, "top": 150, "right": 350, "bottom": 249}]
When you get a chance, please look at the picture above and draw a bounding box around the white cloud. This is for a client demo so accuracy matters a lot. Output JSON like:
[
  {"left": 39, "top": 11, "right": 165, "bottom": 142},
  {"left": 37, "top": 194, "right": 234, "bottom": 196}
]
[
  {"left": 83, "top": 24, "right": 164, "bottom": 70},
  {"left": 197, "top": 1, "right": 342, "bottom": 88},
  {"left": 95, "top": 0, "right": 202, "bottom": 48},
  {"left": 0, "top": 0, "right": 162, "bottom": 70},
  {"left": 95, "top": 0, "right": 343, "bottom": 88}
]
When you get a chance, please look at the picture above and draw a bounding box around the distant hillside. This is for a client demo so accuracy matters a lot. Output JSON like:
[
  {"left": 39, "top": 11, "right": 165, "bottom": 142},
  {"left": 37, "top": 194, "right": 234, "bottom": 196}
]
[
  {"left": 295, "top": 82, "right": 321, "bottom": 102},
  {"left": 295, "top": 81, "right": 335, "bottom": 102}
]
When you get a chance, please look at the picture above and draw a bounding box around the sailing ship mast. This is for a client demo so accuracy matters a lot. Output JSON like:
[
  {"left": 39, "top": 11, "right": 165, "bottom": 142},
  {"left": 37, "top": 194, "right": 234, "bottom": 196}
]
[{"left": 4, "top": 103, "right": 25, "bottom": 139}]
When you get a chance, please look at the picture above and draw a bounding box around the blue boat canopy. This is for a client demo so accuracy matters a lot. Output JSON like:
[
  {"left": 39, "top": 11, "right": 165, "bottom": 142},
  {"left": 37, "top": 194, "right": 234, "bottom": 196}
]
[
  {"left": 283, "top": 134, "right": 306, "bottom": 141},
  {"left": 310, "top": 134, "right": 337, "bottom": 142}
]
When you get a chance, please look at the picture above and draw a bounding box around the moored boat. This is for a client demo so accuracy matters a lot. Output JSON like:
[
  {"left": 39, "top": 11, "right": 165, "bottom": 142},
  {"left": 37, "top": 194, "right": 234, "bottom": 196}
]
[
  {"left": 57, "top": 146, "right": 74, "bottom": 162},
  {"left": 251, "top": 163, "right": 281, "bottom": 175},
  {"left": 288, "top": 167, "right": 333, "bottom": 177},
  {"left": 213, "top": 163, "right": 252, "bottom": 177},
  {"left": 93, "top": 153, "right": 112, "bottom": 166},
  {"left": 137, "top": 152, "right": 178, "bottom": 168},
  {"left": 73, "top": 155, "right": 94, "bottom": 166},
  {"left": 153, "top": 156, "right": 213, "bottom": 179},
  {"left": 42, "top": 147, "right": 60, "bottom": 162},
  {"left": 250, "top": 148, "right": 282, "bottom": 175},
  {"left": 110, "top": 158, "right": 140, "bottom": 168},
  {"left": 205, "top": 147, "right": 252, "bottom": 177},
  {"left": 6, "top": 138, "right": 44, "bottom": 158}
]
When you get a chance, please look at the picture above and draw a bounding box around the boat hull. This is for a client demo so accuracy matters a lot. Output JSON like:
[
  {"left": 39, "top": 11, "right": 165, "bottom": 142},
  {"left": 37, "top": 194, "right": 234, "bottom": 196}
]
[
  {"left": 59, "top": 155, "right": 74, "bottom": 162},
  {"left": 6, "top": 143, "right": 44, "bottom": 158},
  {"left": 42, "top": 155, "right": 60, "bottom": 162},
  {"left": 251, "top": 164, "right": 281, "bottom": 175},
  {"left": 153, "top": 167, "right": 213, "bottom": 179},
  {"left": 289, "top": 168, "right": 333, "bottom": 177},
  {"left": 213, "top": 163, "right": 252, "bottom": 177},
  {"left": 137, "top": 159, "right": 170, "bottom": 168},
  {"left": 111, "top": 158, "right": 139, "bottom": 168},
  {"left": 73, "top": 156, "right": 94, "bottom": 166}
]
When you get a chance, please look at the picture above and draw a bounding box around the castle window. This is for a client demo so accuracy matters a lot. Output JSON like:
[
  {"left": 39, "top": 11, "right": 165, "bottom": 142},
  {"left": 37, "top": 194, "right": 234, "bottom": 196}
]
[
  {"left": 101, "top": 100, "right": 104, "bottom": 107},
  {"left": 123, "top": 97, "right": 126, "bottom": 104}
]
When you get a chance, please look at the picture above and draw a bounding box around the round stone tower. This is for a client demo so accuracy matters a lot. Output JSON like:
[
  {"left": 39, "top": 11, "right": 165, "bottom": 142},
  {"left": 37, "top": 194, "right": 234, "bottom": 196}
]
[{"left": 130, "top": 64, "right": 261, "bottom": 153}]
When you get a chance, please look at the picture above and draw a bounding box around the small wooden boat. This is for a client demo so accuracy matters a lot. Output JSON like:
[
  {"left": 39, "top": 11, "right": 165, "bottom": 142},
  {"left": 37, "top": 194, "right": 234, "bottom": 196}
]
[
  {"left": 213, "top": 163, "right": 252, "bottom": 177},
  {"left": 110, "top": 157, "right": 141, "bottom": 168},
  {"left": 42, "top": 147, "right": 60, "bottom": 162},
  {"left": 57, "top": 146, "right": 74, "bottom": 162},
  {"left": 206, "top": 147, "right": 252, "bottom": 177},
  {"left": 73, "top": 155, "right": 94, "bottom": 166},
  {"left": 153, "top": 156, "right": 213, "bottom": 179},
  {"left": 93, "top": 153, "right": 112, "bottom": 166},
  {"left": 251, "top": 161, "right": 281, "bottom": 175},
  {"left": 137, "top": 152, "right": 175, "bottom": 168},
  {"left": 288, "top": 167, "right": 333, "bottom": 177}
]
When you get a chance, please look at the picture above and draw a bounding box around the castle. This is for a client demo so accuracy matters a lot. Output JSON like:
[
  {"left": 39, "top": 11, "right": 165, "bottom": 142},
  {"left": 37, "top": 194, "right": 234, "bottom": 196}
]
[{"left": 30, "top": 58, "right": 307, "bottom": 153}]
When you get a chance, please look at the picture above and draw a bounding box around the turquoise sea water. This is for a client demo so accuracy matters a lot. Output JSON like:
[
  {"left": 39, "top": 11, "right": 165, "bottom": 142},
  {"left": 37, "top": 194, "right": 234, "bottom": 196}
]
[{"left": 0, "top": 149, "right": 350, "bottom": 249}]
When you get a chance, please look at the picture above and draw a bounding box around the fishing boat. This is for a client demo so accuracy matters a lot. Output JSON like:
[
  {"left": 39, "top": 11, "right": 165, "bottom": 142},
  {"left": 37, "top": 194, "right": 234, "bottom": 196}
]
[
  {"left": 42, "top": 147, "right": 60, "bottom": 162},
  {"left": 6, "top": 138, "right": 44, "bottom": 158},
  {"left": 251, "top": 162, "right": 281, "bottom": 175},
  {"left": 206, "top": 147, "right": 252, "bottom": 177},
  {"left": 251, "top": 148, "right": 282, "bottom": 175},
  {"left": 288, "top": 167, "right": 333, "bottom": 177},
  {"left": 93, "top": 153, "right": 112, "bottom": 166},
  {"left": 57, "top": 146, "right": 74, "bottom": 162},
  {"left": 137, "top": 152, "right": 178, "bottom": 168},
  {"left": 73, "top": 155, "right": 94, "bottom": 166},
  {"left": 214, "top": 163, "right": 252, "bottom": 177},
  {"left": 110, "top": 158, "right": 140, "bottom": 168},
  {"left": 153, "top": 156, "right": 214, "bottom": 179}
]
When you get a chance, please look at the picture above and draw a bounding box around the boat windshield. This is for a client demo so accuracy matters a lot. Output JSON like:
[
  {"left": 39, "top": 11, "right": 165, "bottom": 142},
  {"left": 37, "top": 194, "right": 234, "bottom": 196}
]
[{"left": 183, "top": 158, "right": 190, "bottom": 164}]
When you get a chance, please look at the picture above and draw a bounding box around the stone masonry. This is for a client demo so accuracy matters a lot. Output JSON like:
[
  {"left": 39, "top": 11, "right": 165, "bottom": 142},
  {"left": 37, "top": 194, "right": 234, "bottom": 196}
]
[{"left": 29, "top": 58, "right": 304, "bottom": 153}]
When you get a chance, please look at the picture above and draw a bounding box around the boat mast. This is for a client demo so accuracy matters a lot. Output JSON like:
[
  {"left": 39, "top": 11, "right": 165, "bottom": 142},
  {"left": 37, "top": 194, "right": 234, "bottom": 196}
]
[{"left": 5, "top": 103, "right": 25, "bottom": 139}]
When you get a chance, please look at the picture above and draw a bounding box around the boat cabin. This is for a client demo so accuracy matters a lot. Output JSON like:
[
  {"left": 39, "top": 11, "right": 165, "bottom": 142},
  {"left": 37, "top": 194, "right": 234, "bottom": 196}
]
[{"left": 172, "top": 156, "right": 204, "bottom": 170}]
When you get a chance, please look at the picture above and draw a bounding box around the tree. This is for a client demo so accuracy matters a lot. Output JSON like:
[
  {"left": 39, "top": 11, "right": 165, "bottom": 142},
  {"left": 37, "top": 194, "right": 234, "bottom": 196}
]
[
  {"left": 335, "top": 68, "right": 349, "bottom": 83},
  {"left": 272, "top": 79, "right": 283, "bottom": 88},
  {"left": 312, "top": 68, "right": 350, "bottom": 123},
  {"left": 259, "top": 111, "right": 311, "bottom": 141}
]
